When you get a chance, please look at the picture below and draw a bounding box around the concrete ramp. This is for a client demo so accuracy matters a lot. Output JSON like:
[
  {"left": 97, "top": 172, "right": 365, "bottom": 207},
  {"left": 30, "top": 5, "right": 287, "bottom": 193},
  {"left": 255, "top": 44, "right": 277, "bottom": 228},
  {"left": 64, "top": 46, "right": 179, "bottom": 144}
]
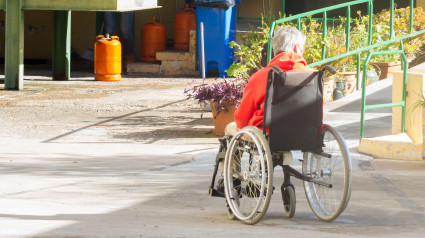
[{"left": 357, "top": 67, "right": 425, "bottom": 161}]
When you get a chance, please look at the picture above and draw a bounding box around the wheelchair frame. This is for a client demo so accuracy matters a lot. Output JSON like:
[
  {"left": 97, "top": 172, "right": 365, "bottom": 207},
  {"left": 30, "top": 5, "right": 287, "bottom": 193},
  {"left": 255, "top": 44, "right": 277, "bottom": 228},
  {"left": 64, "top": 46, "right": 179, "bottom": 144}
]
[{"left": 208, "top": 66, "right": 352, "bottom": 225}]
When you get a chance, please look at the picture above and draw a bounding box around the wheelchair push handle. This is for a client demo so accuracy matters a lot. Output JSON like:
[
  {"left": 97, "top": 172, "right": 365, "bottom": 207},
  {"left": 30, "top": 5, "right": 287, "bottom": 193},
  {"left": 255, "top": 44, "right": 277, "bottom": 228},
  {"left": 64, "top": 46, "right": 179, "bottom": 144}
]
[
  {"left": 320, "top": 65, "right": 336, "bottom": 75},
  {"left": 267, "top": 66, "right": 285, "bottom": 84},
  {"left": 268, "top": 66, "right": 284, "bottom": 76}
]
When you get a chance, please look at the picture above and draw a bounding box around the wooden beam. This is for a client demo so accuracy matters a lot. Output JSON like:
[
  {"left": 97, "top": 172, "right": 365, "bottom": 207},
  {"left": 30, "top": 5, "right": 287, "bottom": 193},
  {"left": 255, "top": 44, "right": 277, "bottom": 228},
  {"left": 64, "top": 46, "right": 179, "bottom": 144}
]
[{"left": 22, "top": 0, "right": 158, "bottom": 11}]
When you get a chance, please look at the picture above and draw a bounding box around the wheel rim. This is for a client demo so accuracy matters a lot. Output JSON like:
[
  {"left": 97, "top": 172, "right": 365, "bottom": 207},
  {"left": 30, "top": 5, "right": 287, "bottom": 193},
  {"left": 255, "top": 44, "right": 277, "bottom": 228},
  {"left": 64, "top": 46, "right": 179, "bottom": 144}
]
[
  {"left": 303, "top": 125, "right": 351, "bottom": 221},
  {"left": 224, "top": 128, "right": 272, "bottom": 224}
]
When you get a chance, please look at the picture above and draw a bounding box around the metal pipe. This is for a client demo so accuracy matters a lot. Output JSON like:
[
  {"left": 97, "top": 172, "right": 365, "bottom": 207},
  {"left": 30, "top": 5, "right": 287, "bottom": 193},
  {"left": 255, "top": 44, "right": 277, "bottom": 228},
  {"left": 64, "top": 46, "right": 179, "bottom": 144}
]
[{"left": 200, "top": 22, "right": 206, "bottom": 82}]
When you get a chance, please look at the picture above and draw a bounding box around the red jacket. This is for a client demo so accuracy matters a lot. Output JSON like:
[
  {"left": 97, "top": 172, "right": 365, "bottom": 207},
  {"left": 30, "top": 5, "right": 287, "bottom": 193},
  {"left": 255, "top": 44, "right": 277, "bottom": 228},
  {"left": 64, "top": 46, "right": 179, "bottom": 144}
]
[{"left": 234, "top": 52, "right": 315, "bottom": 129}]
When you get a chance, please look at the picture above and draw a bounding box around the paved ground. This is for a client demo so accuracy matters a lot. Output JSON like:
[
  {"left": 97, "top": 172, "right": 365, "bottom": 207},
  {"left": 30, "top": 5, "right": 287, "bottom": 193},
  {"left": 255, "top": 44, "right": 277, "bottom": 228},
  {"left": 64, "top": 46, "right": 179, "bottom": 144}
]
[{"left": 0, "top": 68, "right": 425, "bottom": 237}]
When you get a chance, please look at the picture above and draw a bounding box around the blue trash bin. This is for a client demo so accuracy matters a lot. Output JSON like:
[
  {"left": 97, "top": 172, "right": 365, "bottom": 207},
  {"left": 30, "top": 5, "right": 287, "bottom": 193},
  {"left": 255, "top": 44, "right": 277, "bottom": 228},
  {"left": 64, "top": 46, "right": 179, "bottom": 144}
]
[{"left": 195, "top": 0, "right": 240, "bottom": 77}]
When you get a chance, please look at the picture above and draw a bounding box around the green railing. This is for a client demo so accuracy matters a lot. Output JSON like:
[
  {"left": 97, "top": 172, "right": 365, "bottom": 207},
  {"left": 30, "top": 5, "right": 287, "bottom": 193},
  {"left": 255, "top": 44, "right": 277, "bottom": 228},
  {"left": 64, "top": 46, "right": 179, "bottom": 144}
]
[
  {"left": 360, "top": 50, "right": 408, "bottom": 138},
  {"left": 267, "top": 0, "right": 425, "bottom": 139}
]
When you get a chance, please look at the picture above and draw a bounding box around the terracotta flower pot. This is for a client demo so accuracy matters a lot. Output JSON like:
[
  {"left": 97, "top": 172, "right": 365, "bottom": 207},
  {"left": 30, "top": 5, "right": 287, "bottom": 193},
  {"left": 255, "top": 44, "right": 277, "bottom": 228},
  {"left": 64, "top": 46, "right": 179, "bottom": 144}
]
[
  {"left": 371, "top": 61, "right": 402, "bottom": 81},
  {"left": 210, "top": 101, "right": 236, "bottom": 136}
]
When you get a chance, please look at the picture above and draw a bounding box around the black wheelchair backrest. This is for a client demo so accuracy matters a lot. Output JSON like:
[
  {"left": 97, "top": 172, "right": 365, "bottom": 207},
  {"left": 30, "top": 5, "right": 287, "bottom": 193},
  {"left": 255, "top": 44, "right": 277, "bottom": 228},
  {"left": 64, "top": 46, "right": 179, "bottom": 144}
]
[{"left": 263, "top": 66, "right": 328, "bottom": 152}]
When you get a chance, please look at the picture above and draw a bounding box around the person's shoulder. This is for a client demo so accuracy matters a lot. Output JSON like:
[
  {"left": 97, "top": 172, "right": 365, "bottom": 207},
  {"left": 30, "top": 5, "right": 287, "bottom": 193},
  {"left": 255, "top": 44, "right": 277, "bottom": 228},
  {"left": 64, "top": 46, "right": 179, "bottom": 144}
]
[{"left": 249, "top": 67, "right": 269, "bottom": 83}]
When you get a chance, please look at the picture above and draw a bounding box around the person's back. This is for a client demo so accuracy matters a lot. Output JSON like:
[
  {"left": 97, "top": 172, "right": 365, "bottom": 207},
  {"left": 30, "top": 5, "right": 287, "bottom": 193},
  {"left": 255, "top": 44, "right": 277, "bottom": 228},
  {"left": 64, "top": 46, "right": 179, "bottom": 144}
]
[{"left": 226, "top": 27, "right": 314, "bottom": 135}]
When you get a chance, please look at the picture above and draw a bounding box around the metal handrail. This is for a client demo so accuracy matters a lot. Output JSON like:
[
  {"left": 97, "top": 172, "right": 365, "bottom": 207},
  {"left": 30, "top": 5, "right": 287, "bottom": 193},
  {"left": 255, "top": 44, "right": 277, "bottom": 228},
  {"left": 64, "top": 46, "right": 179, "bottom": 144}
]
[
  {"left": 266, "top": 0, "right": 423, "bottom": 139},
  {"left": 360, "top": 50, "right": 408, "bottom": 138},
  {"left": 267, "top": 0, "right": 420, "bottom": 64}
]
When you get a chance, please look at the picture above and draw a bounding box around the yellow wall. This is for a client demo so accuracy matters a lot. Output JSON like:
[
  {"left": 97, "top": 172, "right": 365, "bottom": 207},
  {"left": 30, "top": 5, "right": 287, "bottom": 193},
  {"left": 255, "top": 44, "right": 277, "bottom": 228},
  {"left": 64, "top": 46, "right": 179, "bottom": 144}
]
[{"left": 392, "top": 70, "right": 425, "bottom": 144}]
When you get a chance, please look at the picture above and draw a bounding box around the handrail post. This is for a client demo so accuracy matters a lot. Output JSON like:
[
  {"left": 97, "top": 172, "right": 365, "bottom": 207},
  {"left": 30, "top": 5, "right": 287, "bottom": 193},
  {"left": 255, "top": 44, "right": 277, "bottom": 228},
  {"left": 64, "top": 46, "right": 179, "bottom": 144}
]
[
  {"left": 322, "top": 11, "right": 327, "bottom": 61},
  {"left": 409, "top": 0, "right": 413, "bottom": 33},
  {"left": 368, "top": 0, "right": 373, "bottom": 46},
  {"left": 401, "top": 53, "right": 408, "bottom": 133},
  {"left": 356, "top": 53, "right": 361, "bottom": 91},
  {"left": 400, "top": 39, "right": 404, "bottom": 70},
  {"left": 346, "top": 5, "right": 351, "bottom": 53},
  {"left": 390, "top": 0, "right": 394, "bottom": 39},
  {"left": 360, "top": 52, "right": 372, "bottom": 138},
  {"left": 360, "top": 50, "right": 407, "bottom": 138},
  {"left": 297, "top": 18, "right": 301, "bottom": 31}
]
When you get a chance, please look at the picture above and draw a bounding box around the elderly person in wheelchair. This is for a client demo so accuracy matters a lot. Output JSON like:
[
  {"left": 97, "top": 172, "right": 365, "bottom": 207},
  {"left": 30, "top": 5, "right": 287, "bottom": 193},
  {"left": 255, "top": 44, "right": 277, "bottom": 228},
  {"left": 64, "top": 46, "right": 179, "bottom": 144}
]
[
  {"left": 209, "top": 27, "right": 352, "bottom": 225},
  {"left": 225, "top": 26, "right": 314, "bottom": 136}
]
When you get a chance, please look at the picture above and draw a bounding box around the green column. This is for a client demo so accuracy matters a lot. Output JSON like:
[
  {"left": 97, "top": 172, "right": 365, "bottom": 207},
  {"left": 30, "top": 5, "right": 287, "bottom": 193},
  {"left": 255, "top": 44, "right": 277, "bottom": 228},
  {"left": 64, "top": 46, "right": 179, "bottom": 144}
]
[
  {"left": 5, "top": 0, "right": 24, "bottom": 90},
  {"left": 52, "top": 10, "right": 71, "bottom": 81}
]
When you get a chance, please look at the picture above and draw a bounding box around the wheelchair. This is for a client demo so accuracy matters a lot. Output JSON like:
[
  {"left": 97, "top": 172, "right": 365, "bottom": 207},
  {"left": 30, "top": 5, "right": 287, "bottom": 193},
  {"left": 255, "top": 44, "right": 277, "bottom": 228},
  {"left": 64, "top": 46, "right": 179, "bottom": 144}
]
[{"left": 208, "top": 66, "right": 352, "bottom": 225}]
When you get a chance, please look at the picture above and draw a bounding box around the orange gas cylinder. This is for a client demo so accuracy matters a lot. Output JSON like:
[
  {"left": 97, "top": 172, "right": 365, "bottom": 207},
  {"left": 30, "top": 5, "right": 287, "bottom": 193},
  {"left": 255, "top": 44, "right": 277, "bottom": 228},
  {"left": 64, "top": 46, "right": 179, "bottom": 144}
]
[
  {"left": 94, "top": 34, "right": 121, "bottom": 81},
  {"left": 174, "top": 4, "right": 196, "bottom": 51},
  {"left": 141, "top": 16, "right": 166, "bottom": 63}
]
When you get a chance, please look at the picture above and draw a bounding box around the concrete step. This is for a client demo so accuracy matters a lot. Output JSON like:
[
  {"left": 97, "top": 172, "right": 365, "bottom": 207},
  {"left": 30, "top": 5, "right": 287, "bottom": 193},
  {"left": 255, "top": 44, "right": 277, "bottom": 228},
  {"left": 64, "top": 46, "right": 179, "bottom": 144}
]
[
  {"left": 127, "top": 62, "right": 160, "bottom": 73},
  {"left": 156, "top": 50, "right": 191, "bottom": 61},
  {"left": 160, "top": 60, "right": 198, "bottom": 76},
  {"left": 358, "top": 133, "right": 423, "bottom": 160}
]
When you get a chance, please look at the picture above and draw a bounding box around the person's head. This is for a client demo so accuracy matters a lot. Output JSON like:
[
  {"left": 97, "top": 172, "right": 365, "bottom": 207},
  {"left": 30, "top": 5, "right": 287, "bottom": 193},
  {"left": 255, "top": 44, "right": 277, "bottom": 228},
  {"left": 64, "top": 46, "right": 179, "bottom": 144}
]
[{"left": 271, "top": 26, "right": 306, "bottom": 56}]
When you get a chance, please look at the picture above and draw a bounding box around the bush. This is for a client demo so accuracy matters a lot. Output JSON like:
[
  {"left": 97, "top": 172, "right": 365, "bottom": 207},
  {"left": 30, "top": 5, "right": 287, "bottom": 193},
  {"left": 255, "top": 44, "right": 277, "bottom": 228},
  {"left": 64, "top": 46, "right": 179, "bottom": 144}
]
[{"left": 227, "top": 7, "right": 425, "bottom": 76}]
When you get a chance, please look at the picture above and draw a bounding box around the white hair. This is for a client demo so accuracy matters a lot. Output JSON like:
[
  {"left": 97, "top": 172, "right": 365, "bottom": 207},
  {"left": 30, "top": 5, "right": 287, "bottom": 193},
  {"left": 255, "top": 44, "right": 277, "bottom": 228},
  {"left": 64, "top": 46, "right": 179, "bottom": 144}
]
[{"left": 271, "top": 26, "right": 306, "bottom": 56}]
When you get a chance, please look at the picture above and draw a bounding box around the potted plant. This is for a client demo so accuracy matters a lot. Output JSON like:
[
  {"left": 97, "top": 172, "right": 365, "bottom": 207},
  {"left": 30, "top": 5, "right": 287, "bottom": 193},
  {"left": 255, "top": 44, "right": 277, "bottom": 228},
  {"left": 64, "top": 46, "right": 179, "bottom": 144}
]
[
  {"left": 370, "top": 6, "right": 425, "bottom": 80},
  {"left": 184, "top": 78, "right": 246, "bottom": 135}
]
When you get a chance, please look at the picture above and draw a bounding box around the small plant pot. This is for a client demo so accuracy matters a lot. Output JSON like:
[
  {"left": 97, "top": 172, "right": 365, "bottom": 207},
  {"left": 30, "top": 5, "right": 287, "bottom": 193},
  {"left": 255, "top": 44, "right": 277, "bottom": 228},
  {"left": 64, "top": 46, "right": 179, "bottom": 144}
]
[
  {"left": 371, "top": 61, "right": 406, "bottom": 81},
  {"left": 333, "top": 81, "right": 346, "bottom": 101},
  {"left": 337, "top": 71, "right": 359, "bottom": 95}
]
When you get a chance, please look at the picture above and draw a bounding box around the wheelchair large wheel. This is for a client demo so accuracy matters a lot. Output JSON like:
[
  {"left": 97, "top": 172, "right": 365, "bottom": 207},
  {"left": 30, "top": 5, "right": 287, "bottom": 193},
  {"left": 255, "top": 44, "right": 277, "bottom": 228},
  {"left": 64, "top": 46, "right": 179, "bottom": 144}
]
[
  {"left": 223, "top": 126, "right": 273, "bottom": 225},
  {"left": 302, "top": 124, "right": 352, "bottom": 222}
]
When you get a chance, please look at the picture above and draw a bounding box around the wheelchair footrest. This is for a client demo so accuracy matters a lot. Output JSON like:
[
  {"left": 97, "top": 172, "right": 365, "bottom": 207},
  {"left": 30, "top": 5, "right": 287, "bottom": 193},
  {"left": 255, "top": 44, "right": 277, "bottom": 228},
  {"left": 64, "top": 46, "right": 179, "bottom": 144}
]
[{"left": 209, "top": 187, "right": 225, "bottom": 198}]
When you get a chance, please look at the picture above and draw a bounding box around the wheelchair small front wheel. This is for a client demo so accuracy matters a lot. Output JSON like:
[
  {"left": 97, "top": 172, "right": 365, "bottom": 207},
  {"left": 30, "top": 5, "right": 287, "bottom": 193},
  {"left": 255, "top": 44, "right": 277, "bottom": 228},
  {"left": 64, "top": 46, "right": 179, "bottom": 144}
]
[
  {"left": 223, "top": 126, "right": 273, "bottom": 225},
  {"left": 302, "top": 124, "right": 352, "bottom": 222},
  {"left": 282, "top": 185, "right": 296, "bottom": 218}
]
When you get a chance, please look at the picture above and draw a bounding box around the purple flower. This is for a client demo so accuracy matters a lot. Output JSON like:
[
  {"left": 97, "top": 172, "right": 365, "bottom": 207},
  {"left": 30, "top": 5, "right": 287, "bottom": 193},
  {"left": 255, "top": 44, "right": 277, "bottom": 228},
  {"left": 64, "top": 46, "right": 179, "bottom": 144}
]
[{"left": 184, "top": 78, "right": 247, "bottom": 115}]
